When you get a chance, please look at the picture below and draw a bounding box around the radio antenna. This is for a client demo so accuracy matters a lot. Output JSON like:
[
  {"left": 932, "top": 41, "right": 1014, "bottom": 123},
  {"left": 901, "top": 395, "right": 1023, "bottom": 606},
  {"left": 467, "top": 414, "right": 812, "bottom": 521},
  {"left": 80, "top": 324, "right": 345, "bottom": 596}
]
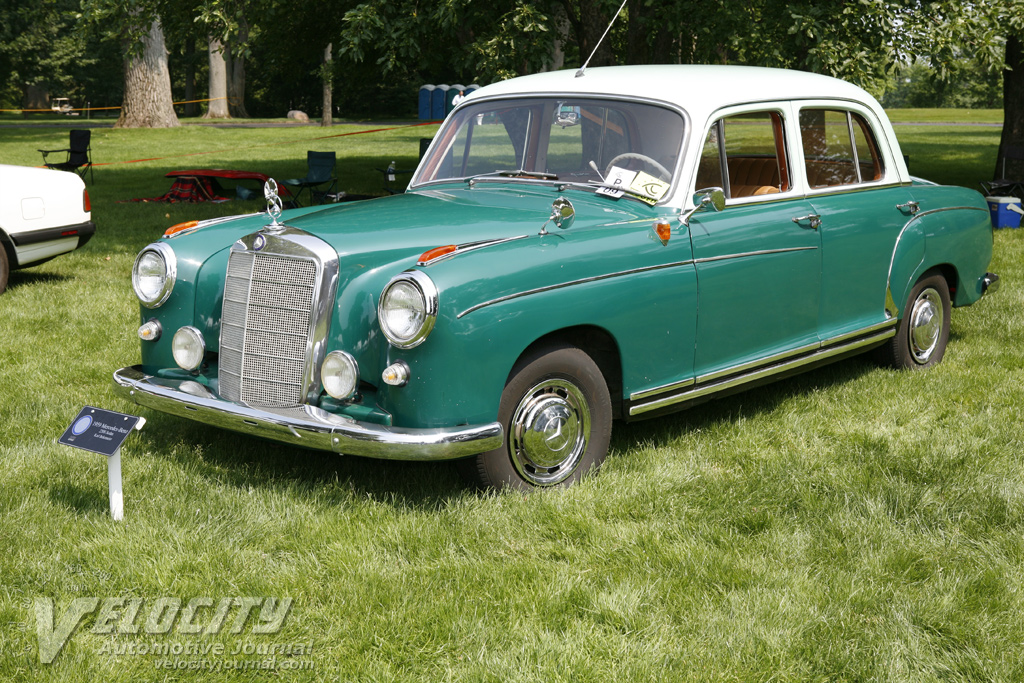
[{"left": 575, "top": 0, "right": 629, "bottom": 78}]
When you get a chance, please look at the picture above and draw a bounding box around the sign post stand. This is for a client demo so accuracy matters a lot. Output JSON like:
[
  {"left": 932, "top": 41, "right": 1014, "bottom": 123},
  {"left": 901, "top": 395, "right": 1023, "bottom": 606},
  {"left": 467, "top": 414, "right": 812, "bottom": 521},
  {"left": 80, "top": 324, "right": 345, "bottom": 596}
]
[
  {"left": 108, "top": 450, "right": 124, "bottom": 521},
  {"left": 59, "top": 407, "right": 145, "bottom": 521}
]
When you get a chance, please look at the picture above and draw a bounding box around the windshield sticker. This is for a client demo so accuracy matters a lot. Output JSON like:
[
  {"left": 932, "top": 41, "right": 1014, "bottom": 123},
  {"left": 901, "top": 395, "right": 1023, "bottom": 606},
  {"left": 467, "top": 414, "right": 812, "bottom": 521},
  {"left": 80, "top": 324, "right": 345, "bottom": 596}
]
[
  {"left": 604, "top": 166, "right": 638, "bottom": 191},
  {"left": 629, "top": 172, "right": 670, "bottom": 201},
  {"left": 596, "top": 186, "right": 625, "bottom": 199}
]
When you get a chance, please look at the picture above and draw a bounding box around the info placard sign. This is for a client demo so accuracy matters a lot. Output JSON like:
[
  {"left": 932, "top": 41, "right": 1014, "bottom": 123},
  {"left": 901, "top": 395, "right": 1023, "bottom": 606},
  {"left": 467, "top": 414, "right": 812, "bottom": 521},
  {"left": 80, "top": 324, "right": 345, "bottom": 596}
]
[{"left": 59, "top": 406, "right": 142, "bottom": 457}]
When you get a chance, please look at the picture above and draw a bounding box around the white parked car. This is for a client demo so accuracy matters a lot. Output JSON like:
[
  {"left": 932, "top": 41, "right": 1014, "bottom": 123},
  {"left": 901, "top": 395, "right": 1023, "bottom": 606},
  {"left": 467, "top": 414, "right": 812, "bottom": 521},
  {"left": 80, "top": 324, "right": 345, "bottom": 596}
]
[{"left": 0, "top": 164, "right": 94, "bottom": 293}]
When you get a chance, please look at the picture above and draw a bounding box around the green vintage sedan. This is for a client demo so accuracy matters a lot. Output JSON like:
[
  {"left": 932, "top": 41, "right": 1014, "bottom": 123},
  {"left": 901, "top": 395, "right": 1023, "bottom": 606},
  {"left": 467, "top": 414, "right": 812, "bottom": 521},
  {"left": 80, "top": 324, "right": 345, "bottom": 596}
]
[{"left": 114, "top": 65, "right": 999, "bottom": 490}]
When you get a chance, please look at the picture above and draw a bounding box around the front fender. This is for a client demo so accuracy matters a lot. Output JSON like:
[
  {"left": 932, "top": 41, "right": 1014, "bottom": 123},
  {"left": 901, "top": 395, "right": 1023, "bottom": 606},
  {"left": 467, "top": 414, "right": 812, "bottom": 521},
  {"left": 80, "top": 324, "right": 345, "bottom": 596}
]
[{"left": 375, "top": 221, "right": 698, "bottom": 428}]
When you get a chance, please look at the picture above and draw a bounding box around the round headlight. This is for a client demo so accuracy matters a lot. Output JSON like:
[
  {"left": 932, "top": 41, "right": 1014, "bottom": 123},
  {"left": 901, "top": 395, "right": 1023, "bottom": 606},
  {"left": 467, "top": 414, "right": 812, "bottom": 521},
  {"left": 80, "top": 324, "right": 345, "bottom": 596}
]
[
  {"left": 132, "top": 242, "right": 176, "bottom": 308},
  {"left": 321, "top": 351, "right": 359, "bottom": 400},
  {"left": 378, "top": 271, "right": 438, "bottom": 349},
  {"left": 172, "top": 326, "right": 205, "bottom": 371}
]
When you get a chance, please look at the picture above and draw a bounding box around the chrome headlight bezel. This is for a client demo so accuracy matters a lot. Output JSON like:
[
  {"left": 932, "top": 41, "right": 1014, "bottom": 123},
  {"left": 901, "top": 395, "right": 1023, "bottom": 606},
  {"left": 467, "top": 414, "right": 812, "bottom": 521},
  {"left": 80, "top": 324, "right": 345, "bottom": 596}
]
[
  {"left": 378, "top": 270, "right": 438, "bottom": 349},
  {"left": 321, "top": 350, "right": 360, "bottom": 400},
  {"left": 132, "top": 242, "right": 177, "bottom": 308}
]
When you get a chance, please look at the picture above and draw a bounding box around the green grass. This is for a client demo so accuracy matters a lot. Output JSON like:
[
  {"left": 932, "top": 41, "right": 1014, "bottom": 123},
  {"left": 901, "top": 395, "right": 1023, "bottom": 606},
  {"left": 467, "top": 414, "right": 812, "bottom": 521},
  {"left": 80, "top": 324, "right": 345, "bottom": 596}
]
[
  {"left": 1, "top": 114, "right": 1023, "bottom": 681},
  {"left": 885, "top": 108, "right": 1003, "bottom": 124}
]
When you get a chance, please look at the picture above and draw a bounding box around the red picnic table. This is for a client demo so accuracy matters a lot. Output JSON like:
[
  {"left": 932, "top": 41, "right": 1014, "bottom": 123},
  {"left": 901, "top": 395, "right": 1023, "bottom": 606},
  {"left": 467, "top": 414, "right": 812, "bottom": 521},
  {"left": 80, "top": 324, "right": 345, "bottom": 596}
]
[{"left": 163, "top": 169, "right": 293, "bottom": 202}]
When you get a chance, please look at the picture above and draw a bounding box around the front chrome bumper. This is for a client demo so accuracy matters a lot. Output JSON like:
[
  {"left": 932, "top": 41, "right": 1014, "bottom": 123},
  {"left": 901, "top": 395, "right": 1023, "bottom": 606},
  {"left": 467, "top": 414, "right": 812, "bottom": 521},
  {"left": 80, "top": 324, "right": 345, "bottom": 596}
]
[{"left": 112, "top": 366, "right": 503, "bottom": 461}]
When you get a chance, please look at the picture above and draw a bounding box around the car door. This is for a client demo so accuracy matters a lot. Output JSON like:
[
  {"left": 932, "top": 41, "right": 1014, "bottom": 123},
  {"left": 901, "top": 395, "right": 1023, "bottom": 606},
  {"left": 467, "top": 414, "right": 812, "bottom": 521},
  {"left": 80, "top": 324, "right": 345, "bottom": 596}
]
[
  {"left": 797, "top": 105, "right": 915, "bottom": 340},
  {"left": 689, "top": 108, "right": 822, "bottom": 381}
]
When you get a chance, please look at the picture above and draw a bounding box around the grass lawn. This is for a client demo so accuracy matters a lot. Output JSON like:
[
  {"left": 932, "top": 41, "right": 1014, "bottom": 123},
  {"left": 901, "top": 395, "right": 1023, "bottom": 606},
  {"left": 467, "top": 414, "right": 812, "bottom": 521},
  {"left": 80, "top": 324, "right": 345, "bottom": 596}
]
[{"left": 1, "top": 115, "right": 1022, "bottom": 681}]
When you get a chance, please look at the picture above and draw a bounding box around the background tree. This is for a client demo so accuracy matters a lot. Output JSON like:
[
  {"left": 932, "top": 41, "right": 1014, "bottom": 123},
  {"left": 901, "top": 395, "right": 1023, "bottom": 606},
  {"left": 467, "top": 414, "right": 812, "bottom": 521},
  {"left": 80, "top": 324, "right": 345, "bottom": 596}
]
[{"left": 81, "top": 0, "right": 180, "bottom": 128}]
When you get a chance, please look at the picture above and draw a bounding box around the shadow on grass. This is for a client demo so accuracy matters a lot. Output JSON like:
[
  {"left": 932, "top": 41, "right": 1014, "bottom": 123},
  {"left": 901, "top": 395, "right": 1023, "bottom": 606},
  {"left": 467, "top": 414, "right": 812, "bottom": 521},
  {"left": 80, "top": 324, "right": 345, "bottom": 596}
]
[
  {"left": 120, "top": 354, "right": 882, "bottom": 509},
  {"left": 613, "top": 353, "right": 881, "bottom": 454},
  {"left": 131, "top": 412, "right": 467, "bottom": 509},
  {"left": 49, "top": 481, "right": 110, "bottom": 515},
  {"left": 7, "top": 271, "right": 72, "bottom": 290}
]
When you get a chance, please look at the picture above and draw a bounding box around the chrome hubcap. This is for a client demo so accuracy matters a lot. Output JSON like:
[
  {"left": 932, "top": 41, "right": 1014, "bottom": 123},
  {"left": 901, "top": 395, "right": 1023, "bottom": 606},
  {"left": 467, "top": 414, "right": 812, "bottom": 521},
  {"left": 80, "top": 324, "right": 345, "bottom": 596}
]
[
  {"left": 509, "top": 378, "right": 590, "bottom": 486},
  {"left": 909, "top": 287, "right": 943, "bottom": 363}
]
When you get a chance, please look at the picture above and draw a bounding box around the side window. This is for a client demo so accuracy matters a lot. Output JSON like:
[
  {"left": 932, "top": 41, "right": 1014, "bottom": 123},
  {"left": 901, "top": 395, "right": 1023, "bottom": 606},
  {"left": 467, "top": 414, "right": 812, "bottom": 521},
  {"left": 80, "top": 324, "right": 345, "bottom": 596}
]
[
  {"left": 695, "top": 111, "right": 790, "bottom": 200},
  {"left": 799, "top": 109, "right": 885, "bottom": 188}
]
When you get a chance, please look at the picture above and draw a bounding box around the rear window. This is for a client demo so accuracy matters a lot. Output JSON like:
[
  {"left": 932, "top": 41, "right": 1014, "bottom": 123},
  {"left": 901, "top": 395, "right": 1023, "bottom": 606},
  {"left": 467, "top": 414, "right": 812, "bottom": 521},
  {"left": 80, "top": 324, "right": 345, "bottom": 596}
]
[{"left": 799, "top": 109, "right": 884, "bottom": 188}]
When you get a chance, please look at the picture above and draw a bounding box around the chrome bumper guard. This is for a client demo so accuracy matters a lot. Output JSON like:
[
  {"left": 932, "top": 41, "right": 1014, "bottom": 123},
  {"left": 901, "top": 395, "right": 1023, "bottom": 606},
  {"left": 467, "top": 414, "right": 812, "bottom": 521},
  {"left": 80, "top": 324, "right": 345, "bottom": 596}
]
[
  {"left": 982, "top": 272, "right": 1000, "bottom": 296},
  {"left": 112, "top": 366, "right": 503, "bottom": 461}
]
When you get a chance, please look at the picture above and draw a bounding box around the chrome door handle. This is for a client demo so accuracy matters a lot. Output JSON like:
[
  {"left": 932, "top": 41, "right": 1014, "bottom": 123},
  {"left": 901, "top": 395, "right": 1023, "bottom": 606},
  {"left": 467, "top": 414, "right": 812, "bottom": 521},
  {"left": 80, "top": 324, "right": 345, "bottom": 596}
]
[
  {"left": 792, "top": 214, "right": 821, "bottom": 229},
  {"left": 896, "top": 200, "right": 920, "bottom": 214}
]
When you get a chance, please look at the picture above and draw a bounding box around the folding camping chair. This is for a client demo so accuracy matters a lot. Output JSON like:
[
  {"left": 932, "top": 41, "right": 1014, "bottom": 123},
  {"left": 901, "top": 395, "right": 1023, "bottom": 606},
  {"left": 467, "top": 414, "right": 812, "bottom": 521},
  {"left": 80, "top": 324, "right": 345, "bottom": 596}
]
[
  {"left": 39, "top": 129, "right": 94, "bottom": 183},
  {"left": 281, "top": 151, "right": 337, "bottom": 207},
  {"left": 980, "top": 145, "right": 1024, "bottom": 198}
]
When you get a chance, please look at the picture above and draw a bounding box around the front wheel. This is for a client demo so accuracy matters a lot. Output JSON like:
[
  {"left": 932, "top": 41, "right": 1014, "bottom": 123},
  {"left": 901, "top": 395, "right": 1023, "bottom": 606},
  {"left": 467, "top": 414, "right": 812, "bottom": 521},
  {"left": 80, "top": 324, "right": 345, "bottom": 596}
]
[
  {"left": 878, "top": 272, "right": 951, "bottom": 369},
  {"left": 459, "top": 344, "right": 612, "bottom": 491}
]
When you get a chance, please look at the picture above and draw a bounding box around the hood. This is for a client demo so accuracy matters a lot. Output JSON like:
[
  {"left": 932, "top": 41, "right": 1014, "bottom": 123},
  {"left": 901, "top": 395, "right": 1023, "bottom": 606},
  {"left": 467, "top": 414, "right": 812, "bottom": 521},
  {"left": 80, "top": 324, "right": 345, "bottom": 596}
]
[{"left": 170, "top": 183, "right": 659, "bottom": 269}]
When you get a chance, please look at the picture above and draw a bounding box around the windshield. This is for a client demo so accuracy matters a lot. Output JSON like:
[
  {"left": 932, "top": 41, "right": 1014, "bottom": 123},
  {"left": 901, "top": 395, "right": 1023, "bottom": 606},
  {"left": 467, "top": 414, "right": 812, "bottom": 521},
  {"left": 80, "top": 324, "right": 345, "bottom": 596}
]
[{"left": 412, "top": 97, "right": 685, "bottom": 198}]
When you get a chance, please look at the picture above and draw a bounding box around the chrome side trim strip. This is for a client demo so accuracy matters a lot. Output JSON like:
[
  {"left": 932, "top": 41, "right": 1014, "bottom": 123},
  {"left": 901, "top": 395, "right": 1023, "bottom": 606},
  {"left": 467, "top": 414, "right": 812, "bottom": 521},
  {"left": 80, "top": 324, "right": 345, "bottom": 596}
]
[
  {"left": 113, "top": 366, "right": 503, "bottom": 461},
  {"left": 693, "top": 246, "right": 817, "bottom": 265},
  {"left": 697, "top": 340, "right": 820, "bottom": 385},
  {"left": 628, "top": 327, "right": 895, "bottom": 417},
  {"left": 630, "top": 377, "right": 695, "bottom": 402},
  {"left": 885, "top": 205, "right": 989, "bottom": 297},
  {"left": 418, "top": 235, "right": 530, "bottom": 266},
  {"left": 821, "top": 318, "right": 896, "bottom": 346},
  {"left": 457, "top": 260, "right": 695, "bottom": 319}
]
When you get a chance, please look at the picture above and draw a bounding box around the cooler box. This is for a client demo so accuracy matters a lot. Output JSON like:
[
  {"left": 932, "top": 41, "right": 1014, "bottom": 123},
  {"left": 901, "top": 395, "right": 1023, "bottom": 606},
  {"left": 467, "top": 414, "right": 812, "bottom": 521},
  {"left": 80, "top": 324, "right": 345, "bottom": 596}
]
[{"left": 986, "top": 196, "right": 1023, "bottom": 229}]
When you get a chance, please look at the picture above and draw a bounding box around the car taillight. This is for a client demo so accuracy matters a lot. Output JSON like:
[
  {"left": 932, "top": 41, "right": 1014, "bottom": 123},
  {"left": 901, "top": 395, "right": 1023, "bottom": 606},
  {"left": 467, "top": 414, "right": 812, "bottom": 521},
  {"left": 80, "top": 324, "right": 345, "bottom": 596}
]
[{"left": 83, "top": 189, "right": 91, "bottom": 213}]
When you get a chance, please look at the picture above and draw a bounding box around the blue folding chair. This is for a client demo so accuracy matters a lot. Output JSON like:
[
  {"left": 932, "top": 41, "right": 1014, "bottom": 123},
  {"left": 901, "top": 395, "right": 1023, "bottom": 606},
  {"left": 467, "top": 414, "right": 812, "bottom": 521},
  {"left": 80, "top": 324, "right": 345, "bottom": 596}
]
[{"left": 281, "top": 151, "right": 337, "bottom": 207}]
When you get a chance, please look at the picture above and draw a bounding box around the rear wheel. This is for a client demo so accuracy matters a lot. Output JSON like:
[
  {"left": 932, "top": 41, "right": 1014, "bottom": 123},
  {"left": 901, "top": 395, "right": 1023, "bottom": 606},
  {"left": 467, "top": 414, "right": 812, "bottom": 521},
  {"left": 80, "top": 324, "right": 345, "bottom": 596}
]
[
  {"left": 0, "top": 244, "right": 8, "bottom": 294},
  {"left": 879, "top": 272, "right": 951, "bottom": 369},
  {"left": 459, "top": 344, "right": 612, "bottom": 491}
]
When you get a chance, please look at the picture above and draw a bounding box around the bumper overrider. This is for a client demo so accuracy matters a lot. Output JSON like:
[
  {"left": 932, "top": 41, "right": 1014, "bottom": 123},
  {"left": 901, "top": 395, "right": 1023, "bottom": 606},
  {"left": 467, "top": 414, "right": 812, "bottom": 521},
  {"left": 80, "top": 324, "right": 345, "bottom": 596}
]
[{"left": 112, "top": 366, "right": 503, "bottom": 460}]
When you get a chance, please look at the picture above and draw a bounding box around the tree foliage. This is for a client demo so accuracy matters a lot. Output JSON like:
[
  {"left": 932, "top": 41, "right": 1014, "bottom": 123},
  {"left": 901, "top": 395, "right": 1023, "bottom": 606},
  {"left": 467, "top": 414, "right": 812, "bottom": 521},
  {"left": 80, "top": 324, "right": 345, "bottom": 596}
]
[{"left": 0, "top": 0, "right": 1022, "bottom": 139}]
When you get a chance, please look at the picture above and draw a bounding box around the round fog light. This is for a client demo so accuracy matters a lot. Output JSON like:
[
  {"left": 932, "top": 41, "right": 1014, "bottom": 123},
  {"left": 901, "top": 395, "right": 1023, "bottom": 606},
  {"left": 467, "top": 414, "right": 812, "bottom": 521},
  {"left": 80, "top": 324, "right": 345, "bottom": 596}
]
[
  {"left": 322, "top": 351, "right": 359, "bottom": 400},
  {"left": 172, "top": 326, "right": 206, "bottom": 371}
]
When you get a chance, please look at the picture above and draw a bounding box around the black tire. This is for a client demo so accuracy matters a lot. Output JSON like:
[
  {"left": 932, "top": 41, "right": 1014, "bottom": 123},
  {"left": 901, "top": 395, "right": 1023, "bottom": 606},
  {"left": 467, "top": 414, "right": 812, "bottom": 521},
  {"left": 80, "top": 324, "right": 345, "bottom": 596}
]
[
  {"left": 459, "top": 344, "right": 612, "bottom": 491},
  {"left": 878, "top": 271, "right": 951, "bottom": 370},
  {"left": 0, "top": 244, "right": 8, "bottom": 295}
]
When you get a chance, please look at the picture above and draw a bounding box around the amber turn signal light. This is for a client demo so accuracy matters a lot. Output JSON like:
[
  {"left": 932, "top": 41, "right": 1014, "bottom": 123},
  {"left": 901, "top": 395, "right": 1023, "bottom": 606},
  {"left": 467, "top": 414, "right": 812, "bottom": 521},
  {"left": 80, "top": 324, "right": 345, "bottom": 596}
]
[
  {"left": 164, "top": 220, "right": 199, "bottom": 237},
  {"left": 418, "top": 244, "right": 458, "bottom": 265},
  {"left": 654, "top": 221, "right": 672, "bottom": 244}
]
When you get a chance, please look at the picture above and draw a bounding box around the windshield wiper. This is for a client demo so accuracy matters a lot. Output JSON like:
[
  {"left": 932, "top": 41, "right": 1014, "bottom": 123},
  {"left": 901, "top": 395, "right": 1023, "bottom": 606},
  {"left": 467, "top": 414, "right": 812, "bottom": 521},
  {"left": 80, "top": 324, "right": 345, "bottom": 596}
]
[{"left": 466, "top": 169, "right": 559, "bottom": 184}]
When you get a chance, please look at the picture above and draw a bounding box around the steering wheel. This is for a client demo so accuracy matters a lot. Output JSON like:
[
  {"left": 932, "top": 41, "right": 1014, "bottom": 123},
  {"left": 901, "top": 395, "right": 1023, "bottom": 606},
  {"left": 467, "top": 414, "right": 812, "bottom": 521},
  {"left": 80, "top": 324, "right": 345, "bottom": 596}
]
[{"left": 604, "top": 153, "right": 672, "bottom": 182}]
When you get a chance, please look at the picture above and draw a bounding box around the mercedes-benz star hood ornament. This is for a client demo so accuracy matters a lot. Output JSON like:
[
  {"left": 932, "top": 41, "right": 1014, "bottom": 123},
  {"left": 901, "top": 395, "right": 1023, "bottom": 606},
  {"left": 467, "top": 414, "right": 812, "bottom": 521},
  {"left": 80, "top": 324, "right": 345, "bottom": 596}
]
[{"left": 264, "top": 178, "right": 284, "bottom": 229}]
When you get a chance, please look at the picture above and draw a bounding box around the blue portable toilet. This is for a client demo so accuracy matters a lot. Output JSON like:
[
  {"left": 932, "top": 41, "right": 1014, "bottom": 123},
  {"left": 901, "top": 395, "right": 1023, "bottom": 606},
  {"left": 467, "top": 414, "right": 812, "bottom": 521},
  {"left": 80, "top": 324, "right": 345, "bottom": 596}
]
[
  {"left": 431, "top": 85, "right": 449, "bottom": 120},
  {"left": 418, "top": 85, "right": 435, "bottom": 120},
  {"left": 466, "top": 84, "right": 481, "bottom": 95},
  {"left": 446, "top": 84, "right": 465, "bottom": 114}
]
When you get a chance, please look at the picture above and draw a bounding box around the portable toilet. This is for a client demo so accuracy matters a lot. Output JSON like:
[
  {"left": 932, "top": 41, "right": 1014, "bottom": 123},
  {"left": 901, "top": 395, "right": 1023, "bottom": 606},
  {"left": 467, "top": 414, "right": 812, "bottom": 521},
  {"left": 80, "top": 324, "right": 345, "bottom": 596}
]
[
  {"left": 446, "top": 84, "right": 465, "bottom": 114},
  {"left": 466, "top": 84, "right": 481, "bottom": 95},
  {"left": 431, "top": 85, "right": 449, "bottom": 120},
  {"left": 418, "top": 85, "right": 435, "bottom": 120}
]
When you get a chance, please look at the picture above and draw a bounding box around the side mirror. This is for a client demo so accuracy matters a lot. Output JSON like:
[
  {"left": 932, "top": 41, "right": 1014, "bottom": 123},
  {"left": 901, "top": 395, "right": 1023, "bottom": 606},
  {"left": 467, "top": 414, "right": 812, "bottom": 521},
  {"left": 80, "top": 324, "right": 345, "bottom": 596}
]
[
  {"left": 551, "top": 197, "right": 575, "bottom": 230},
  {"left": 680, "top": 187, "right": 725, "bottom": 226}
]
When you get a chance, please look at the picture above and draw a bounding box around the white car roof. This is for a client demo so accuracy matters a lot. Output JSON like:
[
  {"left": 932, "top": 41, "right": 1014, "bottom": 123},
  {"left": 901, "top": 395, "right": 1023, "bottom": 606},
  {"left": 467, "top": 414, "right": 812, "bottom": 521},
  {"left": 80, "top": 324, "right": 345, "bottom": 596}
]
[{"left": 466, "top": 65, "right": 884, "bottom": 127}]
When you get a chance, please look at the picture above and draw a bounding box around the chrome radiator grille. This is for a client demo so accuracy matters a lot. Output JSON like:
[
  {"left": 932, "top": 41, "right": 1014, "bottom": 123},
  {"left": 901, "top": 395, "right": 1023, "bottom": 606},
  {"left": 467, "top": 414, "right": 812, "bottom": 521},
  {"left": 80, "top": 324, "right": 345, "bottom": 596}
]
[{"left": 219, "top": 245, "right": 321, "bottom": 407}]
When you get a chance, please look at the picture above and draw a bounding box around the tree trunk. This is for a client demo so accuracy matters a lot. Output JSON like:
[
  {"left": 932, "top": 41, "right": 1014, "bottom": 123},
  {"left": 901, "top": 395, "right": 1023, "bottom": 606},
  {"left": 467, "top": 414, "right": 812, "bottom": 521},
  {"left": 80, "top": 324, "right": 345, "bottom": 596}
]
[
  {"left": 184, "top": 36, "right": 197, "bottom": 118},
  {"left": 228, "top": 18, "right": 249, "bottom": 118},
  {"left": 996, "top": 35, "right": 1024, "bottom": 181},
  {"left": 562, "top": 0, "right": 614, "bottom": 70},
  {"left": 24, "top": 84, "right": 50, "bottom": 111},
  {"left": 204, "top": 36, "right": 231, "bottom": 119},
  {"left": 542, "top": 4, "right": 570, "bottom": 72},
  {"left": 321, "top": 42, "right": 333, "bottom": 127},
  {"left": 116, "top": 18, "right": 180, "bottom": 129}
]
